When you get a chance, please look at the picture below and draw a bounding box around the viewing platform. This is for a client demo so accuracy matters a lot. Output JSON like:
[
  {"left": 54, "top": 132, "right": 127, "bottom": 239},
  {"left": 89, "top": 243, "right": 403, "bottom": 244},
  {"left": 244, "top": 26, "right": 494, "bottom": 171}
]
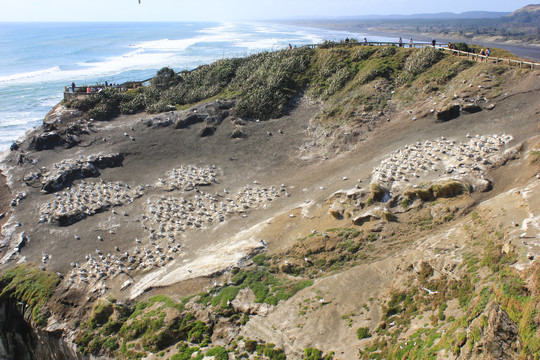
[{"left": 63, "top": 79, "right": 151, "bottom": 101}]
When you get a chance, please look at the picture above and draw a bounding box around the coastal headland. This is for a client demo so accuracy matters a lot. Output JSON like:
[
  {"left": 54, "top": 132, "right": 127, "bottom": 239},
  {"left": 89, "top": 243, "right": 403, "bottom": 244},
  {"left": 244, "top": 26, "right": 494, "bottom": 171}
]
[{"left": 0, "top": 41, "right": 539, "bottom": 359}]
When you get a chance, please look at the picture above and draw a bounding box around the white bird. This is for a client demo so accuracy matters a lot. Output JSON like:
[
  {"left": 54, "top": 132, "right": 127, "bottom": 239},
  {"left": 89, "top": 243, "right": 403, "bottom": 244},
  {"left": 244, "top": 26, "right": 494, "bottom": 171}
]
[{"left": 421, "top": 287, "right": 438, "bottom": 295}]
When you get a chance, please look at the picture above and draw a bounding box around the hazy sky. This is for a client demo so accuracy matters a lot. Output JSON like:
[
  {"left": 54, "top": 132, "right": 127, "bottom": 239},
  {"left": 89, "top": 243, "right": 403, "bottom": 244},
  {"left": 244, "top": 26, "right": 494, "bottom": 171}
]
[{"left": 0, "top": 0, "right": 534, "bottom": 22}]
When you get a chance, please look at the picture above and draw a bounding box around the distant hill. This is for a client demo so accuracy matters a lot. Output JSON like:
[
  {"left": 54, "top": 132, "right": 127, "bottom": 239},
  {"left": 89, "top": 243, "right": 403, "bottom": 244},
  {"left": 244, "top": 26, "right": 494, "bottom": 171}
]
[
  {"left": 333, "top": 11, "right": 510, "bottom": 20},
  {"left": 505, "top": 3, "right": 540, "bottom": 23}
]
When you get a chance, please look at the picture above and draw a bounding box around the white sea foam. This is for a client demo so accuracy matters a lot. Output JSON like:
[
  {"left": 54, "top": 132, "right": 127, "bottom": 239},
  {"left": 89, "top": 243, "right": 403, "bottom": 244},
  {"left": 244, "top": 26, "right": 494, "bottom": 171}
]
[
  {"left": 0, "top": 66, "right": 62, "bottom": 84},
  {"left": 0, "top": 22, "right": 345, "bottom": 89},
  {"left": 134, "top": 37, "right": 202, "bottom": 52},
  {"left": 234, "top": 38, "right": 287, "bottom": 50}
]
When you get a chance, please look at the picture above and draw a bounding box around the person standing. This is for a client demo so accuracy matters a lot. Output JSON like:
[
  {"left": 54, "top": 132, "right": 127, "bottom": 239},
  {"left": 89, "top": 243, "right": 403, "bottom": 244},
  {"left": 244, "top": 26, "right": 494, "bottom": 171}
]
[
  {"left": 409, "top": 37, "right": 413, "bottom": 48},
  {"left": 398, "top": 37, "right": 403, "bottom": 47},
  {"left": 71, "top": 82, "right": 76, "bottom": 92},
  {"left": 432, "top": 39, "right": 436, "bottom": 47}
]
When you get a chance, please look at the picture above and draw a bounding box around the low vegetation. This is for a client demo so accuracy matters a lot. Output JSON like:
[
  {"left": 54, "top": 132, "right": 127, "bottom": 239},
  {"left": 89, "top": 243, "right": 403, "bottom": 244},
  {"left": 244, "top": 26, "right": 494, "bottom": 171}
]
[
  {"left": 64, "top": 43, "right": 473, "bottom": 124},
  {"left": 0, "top": 264, "right": 59, "bottom": 326},
  {"left": 359, "top": 212, "right": 540, "bottom": 359}
]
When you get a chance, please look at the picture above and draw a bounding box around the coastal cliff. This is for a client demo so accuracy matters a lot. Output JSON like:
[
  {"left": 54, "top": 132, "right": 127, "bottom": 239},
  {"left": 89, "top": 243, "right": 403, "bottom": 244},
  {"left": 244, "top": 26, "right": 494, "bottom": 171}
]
[{"left": 0, "top": 43, "right": 539, "bottom": 359}]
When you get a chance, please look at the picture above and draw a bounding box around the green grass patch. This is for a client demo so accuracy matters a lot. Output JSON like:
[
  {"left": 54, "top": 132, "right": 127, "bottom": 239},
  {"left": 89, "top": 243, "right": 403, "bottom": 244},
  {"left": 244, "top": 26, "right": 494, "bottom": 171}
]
[{"left": 0, "top": 264, "right": 59, "bottom": 326}]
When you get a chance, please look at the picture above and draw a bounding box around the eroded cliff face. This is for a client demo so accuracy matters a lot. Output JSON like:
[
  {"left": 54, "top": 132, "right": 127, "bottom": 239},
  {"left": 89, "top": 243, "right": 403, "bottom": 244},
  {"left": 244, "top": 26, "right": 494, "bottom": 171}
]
[
  {"left": 0, "top": 300, "right": 84, "bottom": 360},
  {"left": 458, "top": 302, "right": 522, "bottom": 360}
]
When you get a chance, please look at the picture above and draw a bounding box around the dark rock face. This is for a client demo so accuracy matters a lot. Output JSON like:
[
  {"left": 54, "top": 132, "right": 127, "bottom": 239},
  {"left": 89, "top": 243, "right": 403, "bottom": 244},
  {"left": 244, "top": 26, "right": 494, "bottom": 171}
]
[
  {"left": 40, "top": 153, "right": 124, "bottom": 193},
  {"left": 27, "top": 118, "right": 91, "bottom": 151},
  {"left": 462, "top": 103, "right": 483, "bottom": 113},
  {"left": 0, "top": 301, "right": 85, "bottom": 360},
  {"left": 28, "top": 132, "right": 63, "bottom": 151},
  {"left": 175, "top": 100, "right": 235, "bottom": 129},
  {"left": 436, "top": 103, "right": 461, "bottom": 121},
  {"left": 175, "top": 113, "right": 204, "bottom": 129},
  {"left": 458, "top": 302, "right": 522, "bottom": 360},
  {"left": 199, "top": 126, "right": 216, "bottom": 137}
]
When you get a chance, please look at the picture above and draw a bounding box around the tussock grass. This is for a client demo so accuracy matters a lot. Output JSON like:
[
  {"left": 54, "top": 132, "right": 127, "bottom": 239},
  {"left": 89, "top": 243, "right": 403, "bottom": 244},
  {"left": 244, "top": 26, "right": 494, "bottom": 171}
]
[
  {"left": 0, "top": 264, "right": 59, "bottom": 326},
  {"left": 404, "top": 180, "right": 471, "bottom": 202}
]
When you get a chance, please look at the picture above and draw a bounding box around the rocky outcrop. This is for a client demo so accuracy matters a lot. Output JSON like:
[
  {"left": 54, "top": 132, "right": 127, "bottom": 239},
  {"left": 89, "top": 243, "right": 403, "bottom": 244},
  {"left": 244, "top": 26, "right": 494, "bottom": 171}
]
[
  {"left": 231, "top": 288, "right": 272, "bottom": 316},
  {"left": 436, "top": 103, "right": 461, "bottom": 121},
  {"left": 27, "top": 132, "right": 64, "bottom": 151},
  {"left": 462, "top": 103, "right": 483, "bottom": 113},
  {"left": 458, "top": 302, "right": 522, "bottom": 360},
  {"left": 175, "top": 100, "right": 234, "bottom": 129},
  {"left": 175, "top": 113, "right": 204, "bottom": 129},
  {"left": 199, "top": 126, "right": 215, "bottom": 137},
  {"left": 38, "top": 153, "right": 124, "bottom": 193},
  {"left": 143, "top": 116, "right": 174, "bottom": 128},
  {"left": 230, "top": 128, "right": 246, "bottom": 139},
  {"left": 27, "top": 120, "right": 91, "bottom": 151}
]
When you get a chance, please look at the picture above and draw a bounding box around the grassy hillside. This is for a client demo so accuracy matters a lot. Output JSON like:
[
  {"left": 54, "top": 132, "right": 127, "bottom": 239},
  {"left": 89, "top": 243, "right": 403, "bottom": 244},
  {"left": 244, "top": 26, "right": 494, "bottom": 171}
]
[{"left": 65, "top": 44, "right": 476, "bottom": 123}]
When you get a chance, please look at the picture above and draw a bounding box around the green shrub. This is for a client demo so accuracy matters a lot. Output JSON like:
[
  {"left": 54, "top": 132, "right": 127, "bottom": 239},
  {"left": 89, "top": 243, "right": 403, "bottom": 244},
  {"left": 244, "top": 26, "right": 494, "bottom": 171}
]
[
  {"left": 103, "top": 337, "right": 118, "bottom": 351},
  {"left": 172, "top": 344, "right": 199, "bottom": 360},
  {"left": 357, "top": 327, "right": 372, "bottom": 339},
  {"left": 151, "top": 67, "right": 180, "bottom": 90},
  {"left": 245, "top": 339, "right": 258, "bottom": 352},
  {"left": 304, "top": 347, "right": 334, "bottom": 359},
  {"left": 89, "top": 298, "right": 114, "bottom": 327},
  {"left": 399, "top": 46, "right": 443, "bottom": 83},
  {"left": 206, "top": 346, "right": 228, "bottom": 360},
  {"left": 453, "top": 42, "right": 472, "bottom": 52}
]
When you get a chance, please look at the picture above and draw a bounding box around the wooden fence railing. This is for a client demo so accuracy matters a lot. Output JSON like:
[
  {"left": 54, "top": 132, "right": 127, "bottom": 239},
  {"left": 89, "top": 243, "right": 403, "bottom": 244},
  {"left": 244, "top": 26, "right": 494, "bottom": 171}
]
[
  {"left": 301, "top": 41, "right": 540, "bottom": 70},
  {"left": 440, "top": 47, "right": 539, "bottom": 70}
]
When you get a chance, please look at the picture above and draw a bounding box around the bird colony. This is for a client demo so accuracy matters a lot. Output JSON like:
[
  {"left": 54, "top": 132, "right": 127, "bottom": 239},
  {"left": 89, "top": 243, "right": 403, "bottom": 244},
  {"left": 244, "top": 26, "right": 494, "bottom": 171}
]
[
  {"left": 48, "top": 164, "right": 288, "bottom": 289},
  {"left": 371, "top": 134, "right": 514, "bottom": 192},
  {"left": 65, "top": 236, "right": 181, "bottom": 289},
  {"left": 39, "top": 180, "right": 144, "bottom": 224},
  {"left": 155, "top": 165, "right": 217, "bottom": 191},
  {"left": 143, "top": 184, "right": 287, "bottom": 234}
]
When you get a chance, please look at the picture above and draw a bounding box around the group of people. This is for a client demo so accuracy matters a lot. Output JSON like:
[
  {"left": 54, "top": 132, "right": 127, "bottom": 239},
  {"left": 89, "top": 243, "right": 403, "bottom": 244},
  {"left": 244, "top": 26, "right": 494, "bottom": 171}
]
[
  {"left": 65, "top": 81, "right": 122, "bottom": 93},
  {"left": 447, "top": 42, "right": 491, "bottom": 61}
]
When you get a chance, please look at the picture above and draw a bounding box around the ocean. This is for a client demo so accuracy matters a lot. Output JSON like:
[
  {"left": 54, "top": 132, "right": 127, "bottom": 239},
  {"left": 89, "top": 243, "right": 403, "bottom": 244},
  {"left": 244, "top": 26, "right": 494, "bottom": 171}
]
[{"left": 0, "top": 21, "right": 393, "bottom": 152}]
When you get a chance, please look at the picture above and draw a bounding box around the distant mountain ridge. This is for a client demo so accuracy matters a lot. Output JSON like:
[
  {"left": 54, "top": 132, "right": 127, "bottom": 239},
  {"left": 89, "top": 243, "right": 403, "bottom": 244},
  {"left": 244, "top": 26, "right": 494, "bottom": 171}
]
[{"left": 332, "top": 11, "right": 510, "bottom": 20}]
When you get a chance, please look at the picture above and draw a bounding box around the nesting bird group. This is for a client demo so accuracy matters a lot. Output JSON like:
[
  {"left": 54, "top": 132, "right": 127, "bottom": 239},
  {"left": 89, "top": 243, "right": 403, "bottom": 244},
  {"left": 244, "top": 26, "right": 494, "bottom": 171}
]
[
  {"left": 38, "top": 162, "right": 287, "bottom": 290},
  {"left": 371, "top": 134, "right": 513, "bottom": 191},
  {"left": 143, "top": 184, "right": 287, "bottom": 235},
  {"left": 155, "top": 165, "right": 217, "bottom": 191},
  {"left": 67, "top": 236, "right": 181, "bottom": 287},
  {"left": 39, "top": 179, "right": 144, "bottom": 223}
]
